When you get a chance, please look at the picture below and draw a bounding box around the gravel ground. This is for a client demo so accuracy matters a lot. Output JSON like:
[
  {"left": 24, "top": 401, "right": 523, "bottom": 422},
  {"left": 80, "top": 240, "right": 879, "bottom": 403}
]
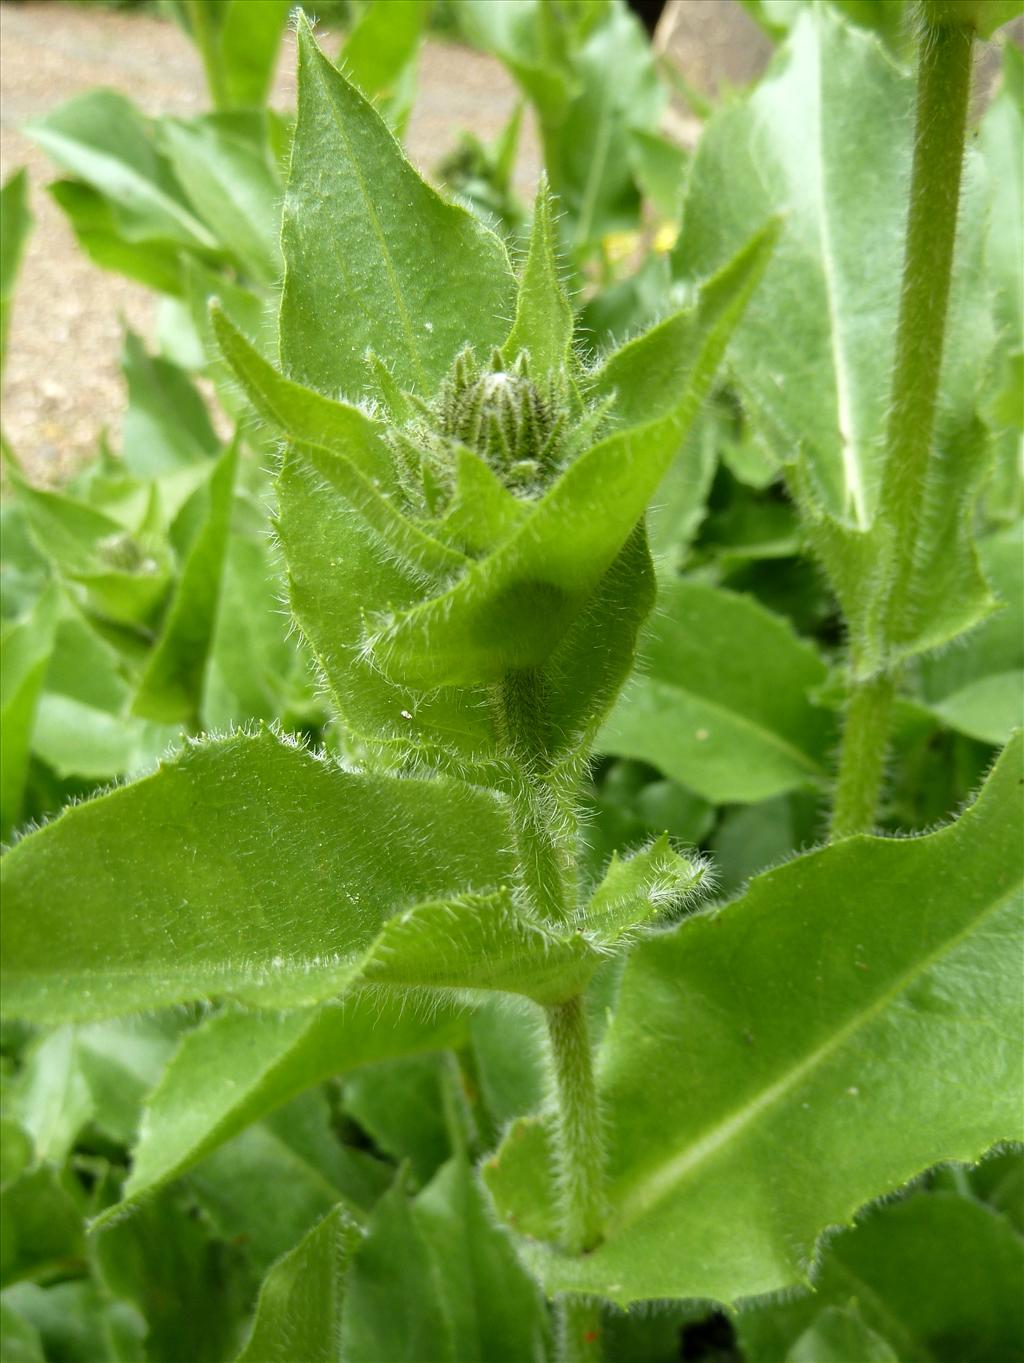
[{"left": 0, "top": 1, "right": 538, "bottom": 480}]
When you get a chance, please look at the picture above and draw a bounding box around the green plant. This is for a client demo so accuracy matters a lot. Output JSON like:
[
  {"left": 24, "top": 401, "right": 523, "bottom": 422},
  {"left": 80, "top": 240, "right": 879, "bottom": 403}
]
[
  {"left": 453, "top": 0, "right": 686, "bottom": 266},
  {"left": 1, "top": 4, "right": 1022, "bottom": 1362}
]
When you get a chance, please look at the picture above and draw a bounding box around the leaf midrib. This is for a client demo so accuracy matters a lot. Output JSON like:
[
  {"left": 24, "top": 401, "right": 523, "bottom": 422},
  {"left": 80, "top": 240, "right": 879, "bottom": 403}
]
[
  {"left": 612, "top": 878, "right": 1021, "bottom": 1231},
  {"left": 310, "top": 50, "right": 428, "bottom": 393},
  {"left": 811, "top": 24, "right": 869, "bottom": 529}
]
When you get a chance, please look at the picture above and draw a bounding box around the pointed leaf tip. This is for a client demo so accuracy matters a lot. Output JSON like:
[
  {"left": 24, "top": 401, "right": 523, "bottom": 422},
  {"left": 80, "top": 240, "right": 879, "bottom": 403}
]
[{"left": 280, "top": 15, "right": 514, "bottom": 399}]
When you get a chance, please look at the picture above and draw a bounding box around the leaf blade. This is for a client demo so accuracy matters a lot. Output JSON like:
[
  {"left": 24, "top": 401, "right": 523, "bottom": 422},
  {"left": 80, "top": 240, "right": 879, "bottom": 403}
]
[
  {"left": 600, "top": 579, "right": 833, "bottom": 803},
  {"left": 1, "top": 730, "right": 514, "bottom": 1022},
  {"left": 279, "top": 17, "right": 515, "bottom": 399},
  {"left": 490, "top": 735, "right": 1024, "bottom": 1305}
]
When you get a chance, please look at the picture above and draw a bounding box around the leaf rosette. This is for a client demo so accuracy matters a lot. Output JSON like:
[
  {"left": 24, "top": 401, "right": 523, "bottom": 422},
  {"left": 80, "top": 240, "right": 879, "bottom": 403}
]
[{"left": 215, "top": 18, "right": 776, "bottom": 775}]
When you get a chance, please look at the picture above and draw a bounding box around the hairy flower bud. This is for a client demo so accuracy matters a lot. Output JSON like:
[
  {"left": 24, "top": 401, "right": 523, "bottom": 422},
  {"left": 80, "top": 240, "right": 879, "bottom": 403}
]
[{"left": 388, "top": 348, "right": 608, "bottom": 530}]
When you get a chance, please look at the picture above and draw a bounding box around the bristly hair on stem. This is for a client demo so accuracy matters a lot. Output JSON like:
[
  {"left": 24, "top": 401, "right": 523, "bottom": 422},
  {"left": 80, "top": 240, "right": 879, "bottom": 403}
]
[{"left": 831, "top": 10, "right": 975, "bottom": 839}]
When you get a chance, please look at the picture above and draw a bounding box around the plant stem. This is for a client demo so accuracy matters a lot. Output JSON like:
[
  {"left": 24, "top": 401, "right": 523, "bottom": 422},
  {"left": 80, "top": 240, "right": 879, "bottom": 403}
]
[
  {"left": 495, "top": 666, "right": 609, "bottom": 1264},
  {"left": 830, "top": 672, "right": 897, "bottom": 839},
  {"left": 546, "top": 995, "right": 608, "bottom": 1255},
  {"left": 496, "top": 668, "right": 576, "bottom": 925},
  {"left": 831, "top": 16, "right": 973, "bottom": 838},
  {"left": 556, "top": 1295, "right": 604, "bottom": 1363},
  {"left": 880, "top": 17, "right": 973, "bottom": 630}
]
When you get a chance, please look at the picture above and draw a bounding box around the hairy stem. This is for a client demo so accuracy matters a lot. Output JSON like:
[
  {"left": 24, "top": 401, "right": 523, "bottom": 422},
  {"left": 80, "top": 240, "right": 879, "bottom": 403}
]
[
  {"left": 494, "top": 668, "right": 609, "bottom": 1269},
  {"left": 880, "top": 17, "right": 973, "bottom": 627},
  {"left": 546, "top": 996, "right": 607, "bottom": 1254},
  {"left": 495, "top": 668, "right": 576, "bottom": 925},
  {"left": 830, "top": 672, "right": 897, "bottom": 839},
  {"left": 832, "top": 17, "right": 973, "bottom": 837},
  {"left": 556, "top": 1295, "right": 604, "bottom": 1363}
]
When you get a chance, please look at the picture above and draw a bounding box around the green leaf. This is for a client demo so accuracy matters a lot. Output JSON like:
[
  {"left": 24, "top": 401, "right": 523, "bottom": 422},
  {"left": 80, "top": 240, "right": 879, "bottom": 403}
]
[
  {"left": 276, "top": 446, "right": 497, "bottom": 769},
  {"left": 240, "top": 1108, "right": 531, "bottom": 1362},
  {"left": 94, "top": 1182, "right": 245, "bottom": 1363},
  {"left": 558, "top": 3, "right": 665, "bottom": 248},
  {"left": 160, "top": 114, "right": 282, "bottom": 283},
  {"left": 784, "top": 1306, "right": 898, "bottom": 1363},
  {"left": 0, "top": 1166, "right": 84, "bottom": 1287},
  {"left": 737, "top": 1188, "right": 1024, "bottom": 1363},
  {"left": 453, "top": 1, "right": 575, "bottom": 129},
  {"left": 674, "top": 8, "right": 997, "bottom": 668},
  {"left": 980, "top": 44, "right": 1023, "bottom": 355},
  {"left": 279, "top": 17, "right": 515, "bottom": 400},
  {"left": 1, "top": 729, "right": 514, "bottom": 1022},
  {"left": 1, "top": 586, "right": 59, "bottom": 838},
  {"left": 212, "top": 306, "right": 392, "bottom": 465},
  {"left": 915, "top": 511, "right": 1023, "bottom": 747},
  {"left": 213, "top": 308, "right": 467, "bottom": 583},
  {"left": 0, "top": 500, "right": 50, "bottom": 621},
  {"left": 971, "top": 1146, "right": 1024, "bottom": 1232},
  {"left": 32, "top": 693, "right": 179, "bottom": 784},
  {"left": 190, "top": 1090, "right": 389, "bottom": 1276},
  {"left": 581, "top": 835, "right": 705, "bottom": 942},
  {"left": 77, "top": 1018, "right": 185, "bottom": 1145},
  {"left": 414, "top": 1156, "right": 552, "bottom": 1363},
  {"left": 213, "top": 0, "right": 291, "bottom": 110},
  {"left": 360, "top": 888, "right": 599, "bottom": 1005},
  {"left": 374, "top": 225, "right": 777, "bottom": 688},
  {"left": 183, "top": 258, "right": 268, "bottom": 405},
  {"left": 27, "top": 91, "right": 216, "bottom": 252},
  {"left": 0, "top": 1299, "right": 45, "bottom": 1363},
  {"left": 582, "top": 760, "right": 715, "bottom": 885},
  {"left": 741, "top": 0, "right": 913, "bottom": 52},
  {"left": 280, "top": 448, "right": 650, "bottom": 770},
  {"left": 0, "top": 1120, "right": 33, "bottom": 1186},
  {"left": 711, "top": 791, "right": 821, "bottom": 896},
  {"left": 343, "top": 1055, "right": 454, "bottom": 1189},
  {"left": 504, "top": 183, "right": 574, "bottom": 373},
  {"left": 11, "top": 1029, "right": 97, "bottom": 1165},
  {"left": 28, "top": 591, "right": 181, "bottom": 784},
  {"left": 48, "top": 177, "right": 185, "bottom": 295},
  {"left": 340, "top": 1179, "right": 454, "bottom": 1363},
  {"left": 469, "top": 998, "right": 546, "bottom": 1132},
  {"left": 601, "top": 579, "right": 833, "bottom": 803},
  {"left": 0, "top": 1282, "right": 145, "bottom": 1363},
  {"left": 15, "top": 481, "right": 172, "bottom": 627},
  {"left": 673, "top": 10, "right": 913, "bottom": 526},
  {"left": 235, "top": 1205, "right": 363, "bottom": 1363},
  {"left": 200, "top": 468, "right": 308, "bottom": 731},
  {"left": 340, "top": 0, "right": 428, "bottom": 134},
  {"left": 132, "top": 439, "right": 238, "bottom": 724},
  {"left": 628, "top": 129, "right": 688, "bottom": 222},
  {"left": 109, "top": 996, "right": 466, "bottom": 1220},
  {"left": 121, "top": 331, "right": 219, "bottom": 476},
  {"left": 987, "top": 39, "right": 1024, "bottom": 526},
  {"left": 645, "top": 407, "right": 719, "bottom": 574},
  {"left": 487, "top": 735, "right": 1024, "bottom": 1305},
  {"left": 0, "top": 168, "right": 32, "bottom": 381},
  {"left": 466, "top": 0, "right": 662, "bottom": 250},
  {"left": 9, "top": 1017, "right": 183, "bottom": 1163}
]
